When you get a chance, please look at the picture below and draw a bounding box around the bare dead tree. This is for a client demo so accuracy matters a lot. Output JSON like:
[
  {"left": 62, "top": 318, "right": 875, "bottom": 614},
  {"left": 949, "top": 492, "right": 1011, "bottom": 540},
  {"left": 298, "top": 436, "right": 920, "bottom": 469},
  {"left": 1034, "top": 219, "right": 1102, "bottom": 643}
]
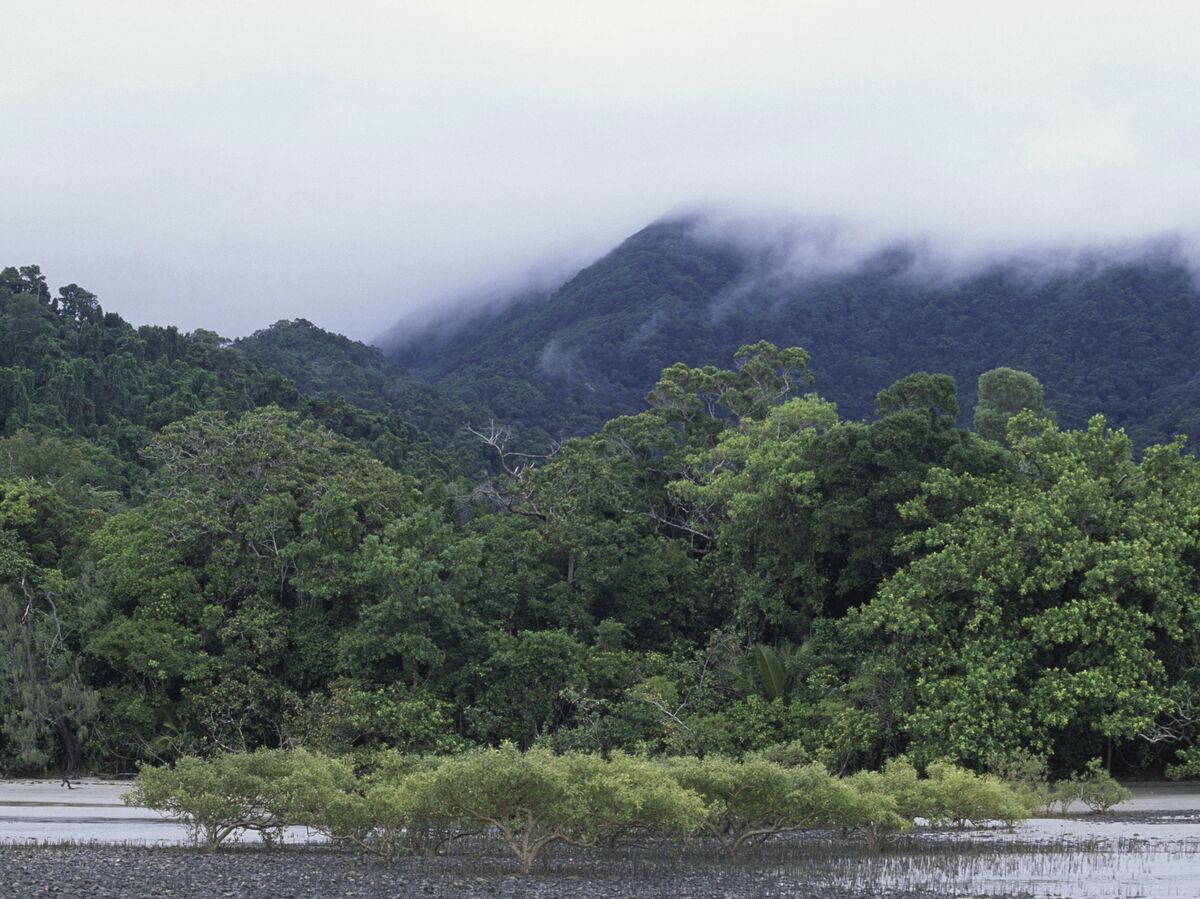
[
  {"left": 1139, "top": 686, "right": 1199, "bottom": 745},
  {"left": 464, "top": 421, "right": 549, "bottom": 479},
  {"left": 461, "top": 421, "right": 558, "bottom": 519}
]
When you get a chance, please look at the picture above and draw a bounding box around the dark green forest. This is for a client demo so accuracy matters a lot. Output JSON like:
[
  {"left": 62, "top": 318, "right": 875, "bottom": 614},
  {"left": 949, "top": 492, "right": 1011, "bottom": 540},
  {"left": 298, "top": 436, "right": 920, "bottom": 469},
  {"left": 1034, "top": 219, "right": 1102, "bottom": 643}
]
[
  {"left": 4, "top": 245, "right": 1200, "bottom": 784},
  {"left": 386, "top": 219, "right": 1200, "bottom": 448}
]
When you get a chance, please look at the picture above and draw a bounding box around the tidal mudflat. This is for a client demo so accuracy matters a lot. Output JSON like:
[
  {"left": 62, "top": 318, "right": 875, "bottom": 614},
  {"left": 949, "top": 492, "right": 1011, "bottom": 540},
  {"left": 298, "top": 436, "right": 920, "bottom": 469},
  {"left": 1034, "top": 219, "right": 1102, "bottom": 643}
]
[{"left": 2, "top": 780, "right": 1199, "bottom": 898}]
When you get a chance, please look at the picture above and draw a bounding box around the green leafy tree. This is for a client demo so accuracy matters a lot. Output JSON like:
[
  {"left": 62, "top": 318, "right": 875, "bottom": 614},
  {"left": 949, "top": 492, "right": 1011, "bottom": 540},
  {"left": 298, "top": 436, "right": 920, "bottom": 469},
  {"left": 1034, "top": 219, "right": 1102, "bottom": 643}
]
[
  {"left": 0, "top": 478, "right": 102, "bottom": 774},
  {"left": 973, "top": 367, "right": 1049, "bottom": 442},
  {"left": 125, "top": 749, "right": 298, "bottom": 851},
  {"left": 853, "top": 414, "right": 1200, "bottom": 765},
  {"left": 660, "top": 755, "right": 848, "bottom": 856},
  {"left": 468, "top": 630, "right": 590, "bottom": 745},
  {"left": 86, "top": 407, "right": 418, "bottom": 760},
  {"left": 670, "top": 395, "right": 838, "bottom": 641},
  {"left": 429, "top": 744, "right": 702, "bottom": 874}
]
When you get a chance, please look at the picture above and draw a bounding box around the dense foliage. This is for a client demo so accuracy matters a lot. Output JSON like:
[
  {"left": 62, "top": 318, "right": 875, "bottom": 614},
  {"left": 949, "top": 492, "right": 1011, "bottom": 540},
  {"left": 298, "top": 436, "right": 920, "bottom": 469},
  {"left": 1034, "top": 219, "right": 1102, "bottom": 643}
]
[
  {"left": 3, "top": 259, "right": 1199, "bottom": 792},
  {"left": 0, "top": 266, "right": 464, "bottom": 481},
  {"left": 234, "top": 318, "right": 481, "bottom": 457}
]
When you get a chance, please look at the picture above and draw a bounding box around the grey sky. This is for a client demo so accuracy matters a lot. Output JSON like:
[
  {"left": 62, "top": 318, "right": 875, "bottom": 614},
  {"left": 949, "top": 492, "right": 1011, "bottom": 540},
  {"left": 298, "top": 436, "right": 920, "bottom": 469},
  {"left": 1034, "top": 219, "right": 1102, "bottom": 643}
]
[{"left": 4, "top": 2, "right": 1200, "bottom": 340}]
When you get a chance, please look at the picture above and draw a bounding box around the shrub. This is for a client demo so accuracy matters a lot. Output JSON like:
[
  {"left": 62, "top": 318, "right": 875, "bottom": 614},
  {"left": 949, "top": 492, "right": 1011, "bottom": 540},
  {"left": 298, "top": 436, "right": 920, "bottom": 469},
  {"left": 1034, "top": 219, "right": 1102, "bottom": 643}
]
[
  {"left": 1050, "top": 777, "right": 1081, "bottom": 814},
  {"left": 1076, "top": 759, "right": 1131, "bottom": 813},
  {"left": 844, "top": 761, "right": 918, "bottom": 850},
  {"left": 428, "top": 744, "right": 701, "bottom": 874},
  {"left": 367, "top": 753, "right": 459, "bottom": 857},
  {"left": 839, "top": 783, "right": 907, "bottom": 850},
  {"left": 922, "top": 762, "right": 1029, "bottom": 828},
  {"left": 124, "top": 749, "right": 297, "bottom": 851},
  {"left": 274, "top": 750, "right": 399, "bottom": 860},
  {"left": 279, "top": 750, "right": 457, "bottom": 862},
  {"left": 758, "top": 740, "right": 813, "bottom": 768},
  {"left": 122, "top": 745, "right": 1048, "bottom": 866},
  {"left": 660, "top": 755, "right": 845, "bottom": 856},
  {"left": 557, "top": 751, "right": 704, "bottom": 849},
  {"left": 1048, "top": 759, "right": 1131, "bottom": 814},
  {"left": 986, "top": 749, "right": 1052, "bottom": 814}
]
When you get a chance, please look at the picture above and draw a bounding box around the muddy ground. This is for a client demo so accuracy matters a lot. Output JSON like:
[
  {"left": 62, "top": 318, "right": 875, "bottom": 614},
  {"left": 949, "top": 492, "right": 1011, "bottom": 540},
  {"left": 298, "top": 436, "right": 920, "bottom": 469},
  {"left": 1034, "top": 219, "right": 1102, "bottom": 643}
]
[{"left": 2, "top": 780, "right": 1198, "bottom": 898}]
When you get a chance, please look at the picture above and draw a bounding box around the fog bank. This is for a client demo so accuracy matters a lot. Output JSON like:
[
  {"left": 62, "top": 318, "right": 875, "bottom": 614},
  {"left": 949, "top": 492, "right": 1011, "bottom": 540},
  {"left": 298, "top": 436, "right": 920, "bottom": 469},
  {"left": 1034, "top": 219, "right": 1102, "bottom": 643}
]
[{"left": 4, "top": 3, "right": 1200, "bottom": 339}]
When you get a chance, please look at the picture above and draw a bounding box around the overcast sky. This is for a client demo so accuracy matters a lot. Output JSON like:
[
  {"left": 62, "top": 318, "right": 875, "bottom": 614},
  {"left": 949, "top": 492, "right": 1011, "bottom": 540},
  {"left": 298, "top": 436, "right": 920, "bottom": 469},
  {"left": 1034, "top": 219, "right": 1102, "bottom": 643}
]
[{"left": 4, "top": 2, "right": 1200, "bottom": 340}]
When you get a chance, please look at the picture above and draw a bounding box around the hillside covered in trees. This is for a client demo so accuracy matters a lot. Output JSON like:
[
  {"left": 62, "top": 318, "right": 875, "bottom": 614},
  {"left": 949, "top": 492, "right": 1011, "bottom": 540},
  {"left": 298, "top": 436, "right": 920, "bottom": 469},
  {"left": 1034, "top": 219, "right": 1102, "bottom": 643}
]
[
  {"left": 3, "top": 250, "right": 1200, "bottom": 789},
  {"left": 384, "top": 218, "right": 1200, "bottom": 448},
  {"left": 0, "top": 267, "right": 469, "bottom": 481}
]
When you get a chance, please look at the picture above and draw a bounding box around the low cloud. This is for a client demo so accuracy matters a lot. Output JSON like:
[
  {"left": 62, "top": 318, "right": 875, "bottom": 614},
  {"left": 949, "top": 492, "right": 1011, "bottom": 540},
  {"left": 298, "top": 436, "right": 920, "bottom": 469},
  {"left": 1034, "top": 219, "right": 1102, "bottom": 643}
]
[{"left": 4, "top": 3, "right": 1200, "bottom": 340}]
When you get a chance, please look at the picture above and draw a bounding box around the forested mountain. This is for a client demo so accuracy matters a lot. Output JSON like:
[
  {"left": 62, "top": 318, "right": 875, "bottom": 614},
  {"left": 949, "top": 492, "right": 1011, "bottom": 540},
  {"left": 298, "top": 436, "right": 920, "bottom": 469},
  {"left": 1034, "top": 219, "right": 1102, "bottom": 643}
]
[
  {"left": 386, "top": 218, "right": 1200, "bottom": 447},
  {"left": 0, "top": 267, "right": 465, "bottom": 481},
  {"left": 236, "top": 319, "right": 418, "bottom": 414},
  {"left": 234, "top": 318, "right": 481, "bottom": 459}
]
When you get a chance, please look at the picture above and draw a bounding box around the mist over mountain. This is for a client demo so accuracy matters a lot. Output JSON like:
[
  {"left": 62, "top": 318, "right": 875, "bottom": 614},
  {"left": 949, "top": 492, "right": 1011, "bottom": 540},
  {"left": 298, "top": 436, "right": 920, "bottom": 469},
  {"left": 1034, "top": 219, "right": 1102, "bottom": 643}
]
[{"left": 380, "top": 215, "right": 1200, "bottom": 446}]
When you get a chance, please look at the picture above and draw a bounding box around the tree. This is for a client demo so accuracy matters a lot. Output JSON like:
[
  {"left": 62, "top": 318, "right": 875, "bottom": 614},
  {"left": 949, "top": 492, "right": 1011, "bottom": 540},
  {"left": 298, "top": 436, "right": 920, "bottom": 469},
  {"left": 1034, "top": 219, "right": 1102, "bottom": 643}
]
[
  {"left": 0, "top": 581, "right": 97, "bottom": 775},
  {"left": 852, "top": 414, "right": 1200, "bottom": 766},
  {"left": 973, "top": 367, "right": 1048, "bottom": 443},
  {"left": 468, "top": 630, "right": 590, "bottom": 745},
  {"left": 874, "top": 372, "right": 959, "bottom": 421},
  {"left": 336, "top": 506, "right": 480, "bottom": 688},
  {"left": 85, "top": 407, "right": 419, "bottom": 760},
  {"left": 0, "top": 479, "right": 100, "bottom": 774},
  {"left": 428, "top": 744, "right": 702, "bottom": 874},
  {"left": 659, "top": 755, "right": 848, "bottom": 856},
  {"left": 125, "top": 750, "right": 298, "bottom": 851},
  {"left": 669, "top": 395, "right": 839, "bottom": 642}
]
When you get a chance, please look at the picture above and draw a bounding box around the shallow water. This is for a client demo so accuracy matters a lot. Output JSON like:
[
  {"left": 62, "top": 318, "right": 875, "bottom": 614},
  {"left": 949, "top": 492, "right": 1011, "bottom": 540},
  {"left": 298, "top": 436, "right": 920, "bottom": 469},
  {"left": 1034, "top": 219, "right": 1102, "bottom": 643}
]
[
  {"left": 857, "top": 829, "right": 1200, "bottom": 898},
  {"left": 0, "top": 779, "right": 320, "bottom": 846}
]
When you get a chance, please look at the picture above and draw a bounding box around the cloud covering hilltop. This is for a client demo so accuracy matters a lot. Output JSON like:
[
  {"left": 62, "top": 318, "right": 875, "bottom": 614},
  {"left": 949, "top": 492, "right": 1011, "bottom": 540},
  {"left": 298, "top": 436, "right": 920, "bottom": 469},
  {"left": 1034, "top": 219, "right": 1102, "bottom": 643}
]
[{"left": 5, "top": 3, "right": 1200, "bottom": 338}]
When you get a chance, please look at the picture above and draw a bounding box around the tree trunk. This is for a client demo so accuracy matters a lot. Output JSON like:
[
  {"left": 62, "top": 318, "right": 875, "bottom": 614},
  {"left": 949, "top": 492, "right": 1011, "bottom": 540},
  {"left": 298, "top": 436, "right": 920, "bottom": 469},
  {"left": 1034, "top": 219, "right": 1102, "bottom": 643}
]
[
  {"left": 519, "top": 851, "right": 535, "bottom": 875},
  {"left": 54, "top": 716, "right": 82, "bottom": 778}
]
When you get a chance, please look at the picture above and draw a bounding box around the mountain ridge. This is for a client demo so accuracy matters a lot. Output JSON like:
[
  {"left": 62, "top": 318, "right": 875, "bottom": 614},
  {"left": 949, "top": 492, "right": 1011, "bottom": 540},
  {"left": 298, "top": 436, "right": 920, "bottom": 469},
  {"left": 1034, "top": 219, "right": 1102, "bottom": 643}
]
[{"left": 375, "top": 216, "right": 1200, "bottom": 445}]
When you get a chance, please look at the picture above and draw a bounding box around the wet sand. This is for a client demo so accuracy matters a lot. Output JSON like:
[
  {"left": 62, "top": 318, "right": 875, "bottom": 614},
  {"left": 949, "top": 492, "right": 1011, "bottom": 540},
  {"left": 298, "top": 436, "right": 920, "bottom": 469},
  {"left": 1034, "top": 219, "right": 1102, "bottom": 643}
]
[{"left": 0, "top": 779, "right": 317, "bottom": 846}]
